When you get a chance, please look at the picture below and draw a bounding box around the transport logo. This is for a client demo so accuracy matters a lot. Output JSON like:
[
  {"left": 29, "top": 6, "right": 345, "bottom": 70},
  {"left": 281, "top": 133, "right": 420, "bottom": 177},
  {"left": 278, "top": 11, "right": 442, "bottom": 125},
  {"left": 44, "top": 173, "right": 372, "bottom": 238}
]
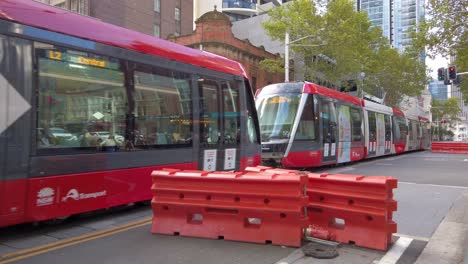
[
  {"left": 62, "top": 188, "right": 107, "bottom": 202},
  {"left": 62, "top": 189, "right": 79, "bottom": 201},
  {"left": 36, "top": 187, "right": 55, "bottom": 206}
]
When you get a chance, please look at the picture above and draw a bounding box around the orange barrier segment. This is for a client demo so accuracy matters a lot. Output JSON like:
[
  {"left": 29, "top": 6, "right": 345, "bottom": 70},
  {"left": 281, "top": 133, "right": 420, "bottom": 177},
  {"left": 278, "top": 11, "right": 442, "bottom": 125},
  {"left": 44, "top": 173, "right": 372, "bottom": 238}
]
[
  {"left": 306, "top": 173, "right": 397, "bottom": 251},
  {"left": 151, "top": 168, "right": 309, "bottom": 247},
  {"left": 431, "top": 142, "right": 468, "bottom": 154}
]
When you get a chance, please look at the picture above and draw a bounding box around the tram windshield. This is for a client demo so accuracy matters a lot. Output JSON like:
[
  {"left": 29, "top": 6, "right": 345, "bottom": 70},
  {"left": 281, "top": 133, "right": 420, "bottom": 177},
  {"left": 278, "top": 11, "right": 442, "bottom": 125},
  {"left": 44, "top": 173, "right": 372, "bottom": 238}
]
[{"left": 256, "top": 93, "right": 302, "bottom": 141}]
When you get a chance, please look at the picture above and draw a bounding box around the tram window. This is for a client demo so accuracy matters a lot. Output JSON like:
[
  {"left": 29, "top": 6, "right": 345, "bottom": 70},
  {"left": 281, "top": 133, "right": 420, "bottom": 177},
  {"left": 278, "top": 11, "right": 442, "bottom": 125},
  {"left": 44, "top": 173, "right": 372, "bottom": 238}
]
[
  {"left": 384, "top": 115, "right": 392, "bottom": 141},
  {"left": 321, "top": 101, "right": 337, "bottom": 143},
  {"left": 350, "top": 107, "right": 362, "bottom": 141},
  {"left": 256, "top": 94, "right": 301, "bottom": 141},
  {"left": 368, "top": 112, "right": 377, "bottom": 141},
  {"left": 295, "top": 95, "right": 316, "bottom": 141},
  {"left": 133, "top": 66, "right": 192, "bottom": 148},
  {"left": 409, "top": 121, "right": 414, "bottom": 140},
  {"left": 221, "top": 81, "right": 240, "bottom": 145},
  {"left": 245, "top": 81, "right": 260, "bottom": 144},
  {"left": 35, "top": 43, "right": 127, "bottom": 154},
  {"left": 398, "top": 117, "right": 408, "bottom": 140},
  {"left": 392, "top": 117, "right": 400, "bottom": 141},
  {"left": 199, "top": 79, "right": 220, "bottom": 145}
]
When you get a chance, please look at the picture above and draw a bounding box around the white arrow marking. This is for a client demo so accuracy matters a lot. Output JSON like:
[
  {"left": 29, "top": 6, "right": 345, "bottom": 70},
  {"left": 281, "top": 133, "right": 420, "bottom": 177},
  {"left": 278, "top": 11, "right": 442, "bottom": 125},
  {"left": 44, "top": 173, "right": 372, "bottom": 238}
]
[{"left": 0, "top": 74, "right": 31, "bottom": 134}]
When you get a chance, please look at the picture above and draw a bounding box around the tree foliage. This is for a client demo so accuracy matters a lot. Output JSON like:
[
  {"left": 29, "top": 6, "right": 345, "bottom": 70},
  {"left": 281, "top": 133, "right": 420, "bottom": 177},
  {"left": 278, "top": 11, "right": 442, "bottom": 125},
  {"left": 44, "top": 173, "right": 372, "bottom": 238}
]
[
  {"left": 412, "top": 0, "right": 467, "bottom": 57},
  {"left": 431, "top": 98, "right": 461, "bottom": 122},
  {"left": 261, "top": 0, "right": 427, "bottom": 107},
  {"left": 410, "top": 0, "right": 468, "bottom": 100}
]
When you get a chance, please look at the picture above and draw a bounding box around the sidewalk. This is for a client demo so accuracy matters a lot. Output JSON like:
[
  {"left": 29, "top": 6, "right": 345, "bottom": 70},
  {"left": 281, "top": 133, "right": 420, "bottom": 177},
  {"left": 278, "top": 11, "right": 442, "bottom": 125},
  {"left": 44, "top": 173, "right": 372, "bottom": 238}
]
[{"left": 415, "top": 190, "right": 468, "bottom": 264}]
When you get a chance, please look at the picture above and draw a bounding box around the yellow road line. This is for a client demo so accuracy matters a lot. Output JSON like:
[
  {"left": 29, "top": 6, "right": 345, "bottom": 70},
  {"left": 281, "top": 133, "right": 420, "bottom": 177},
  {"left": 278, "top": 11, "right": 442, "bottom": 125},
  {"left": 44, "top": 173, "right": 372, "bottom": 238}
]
[
  {"left": 0, "top": 221, "right": 151, "bottom": 264},
  {"left": 0, "top": 217, "right": 152, "bottom": 261}
]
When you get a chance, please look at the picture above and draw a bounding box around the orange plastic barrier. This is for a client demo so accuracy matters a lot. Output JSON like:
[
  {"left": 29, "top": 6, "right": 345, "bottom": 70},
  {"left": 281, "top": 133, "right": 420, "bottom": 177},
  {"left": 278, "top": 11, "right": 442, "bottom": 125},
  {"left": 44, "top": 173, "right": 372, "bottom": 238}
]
[
  {"left": 151, "top": 168, "right": 308, "bottom": 247},
  {"left": 306, "top": 173, "right": 397, "bottom": 251},
  {"left": 431, "top": 142, "right": 468, "bottom": 154}
]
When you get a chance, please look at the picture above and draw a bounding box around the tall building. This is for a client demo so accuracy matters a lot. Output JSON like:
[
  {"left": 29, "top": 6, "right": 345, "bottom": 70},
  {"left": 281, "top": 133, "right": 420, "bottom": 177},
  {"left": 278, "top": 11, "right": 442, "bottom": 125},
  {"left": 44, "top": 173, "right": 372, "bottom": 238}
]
[
  {"left": 428, "top": 80, "right": 448, "bottom": 102},
  {"left": 357, "top": 0, "right": 393, "bottom": 43},
  {"left": 356, "top": 0, "right": 424, "bottom": 53},
  {"left": 36, "top": 0, "right": 194, "bottom": 40}
]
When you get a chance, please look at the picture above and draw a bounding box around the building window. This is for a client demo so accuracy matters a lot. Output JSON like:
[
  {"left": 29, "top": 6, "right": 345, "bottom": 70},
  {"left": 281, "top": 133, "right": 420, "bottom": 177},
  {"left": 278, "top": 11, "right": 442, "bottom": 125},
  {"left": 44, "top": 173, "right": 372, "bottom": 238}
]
[
  {"left": 68, "top": 0, "right": 87, "bottom": 15},
  {"left": 153, "top": 24, "right": 160, "bottom": 38},
  {"left": 175, "top": 7, "right": 180, "bottom": 21},
  {"left": 154, "top": 0, "right": 160, "bottom": 12}
]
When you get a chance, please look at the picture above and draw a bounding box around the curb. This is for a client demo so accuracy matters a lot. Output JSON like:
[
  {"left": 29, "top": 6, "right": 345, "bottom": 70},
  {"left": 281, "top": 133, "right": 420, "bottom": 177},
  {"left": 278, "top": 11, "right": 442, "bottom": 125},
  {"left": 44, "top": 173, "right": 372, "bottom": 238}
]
[
  {"left": 464, "top": 226, "right": 468, "bottom": 264},
  {"left": 415, "top": 190, "right": 468, "bottom": 264}
]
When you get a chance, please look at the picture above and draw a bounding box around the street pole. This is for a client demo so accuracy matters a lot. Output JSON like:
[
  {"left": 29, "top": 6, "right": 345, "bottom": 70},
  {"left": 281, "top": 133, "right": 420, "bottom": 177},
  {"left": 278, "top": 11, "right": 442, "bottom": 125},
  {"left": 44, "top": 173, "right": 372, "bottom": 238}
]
[
  {"left": 284, "top": 32, "right": 326, "bottom": 83},
  {"left": 285, "top": 31, "right": 290, "bottom": 82}
]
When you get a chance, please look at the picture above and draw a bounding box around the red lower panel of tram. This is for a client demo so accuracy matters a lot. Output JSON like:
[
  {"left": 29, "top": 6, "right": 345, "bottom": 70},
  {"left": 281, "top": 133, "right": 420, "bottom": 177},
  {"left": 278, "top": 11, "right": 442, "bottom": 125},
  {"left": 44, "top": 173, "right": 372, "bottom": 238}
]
[{"left": 0, "top": 162, "right": 197, "bottom": 227}]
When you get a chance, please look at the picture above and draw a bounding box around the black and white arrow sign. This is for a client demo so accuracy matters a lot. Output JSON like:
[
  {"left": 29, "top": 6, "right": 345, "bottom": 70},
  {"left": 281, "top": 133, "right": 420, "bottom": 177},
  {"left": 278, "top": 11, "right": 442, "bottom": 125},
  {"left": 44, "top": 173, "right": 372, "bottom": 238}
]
[{"left": 0, "top": 74, "right": 31, "bottom": 134}]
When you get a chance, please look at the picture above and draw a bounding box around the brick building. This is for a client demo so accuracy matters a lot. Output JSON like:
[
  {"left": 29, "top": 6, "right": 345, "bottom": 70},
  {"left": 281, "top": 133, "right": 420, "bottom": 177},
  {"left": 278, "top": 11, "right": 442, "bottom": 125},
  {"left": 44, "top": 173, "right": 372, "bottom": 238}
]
[
  {"left": 170, "top": 8, "right": 283, "bottom": 91},
  {"left": 37, "top": 0, "right": 194, "bottom": 39}
]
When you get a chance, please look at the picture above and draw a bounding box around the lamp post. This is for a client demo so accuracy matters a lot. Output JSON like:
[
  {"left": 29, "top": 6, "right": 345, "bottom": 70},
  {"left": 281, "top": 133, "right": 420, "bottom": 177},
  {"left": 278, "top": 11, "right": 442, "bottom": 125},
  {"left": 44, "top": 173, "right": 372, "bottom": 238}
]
[{"left": 284, "top": 31, "right": 327, "bottom": 82}]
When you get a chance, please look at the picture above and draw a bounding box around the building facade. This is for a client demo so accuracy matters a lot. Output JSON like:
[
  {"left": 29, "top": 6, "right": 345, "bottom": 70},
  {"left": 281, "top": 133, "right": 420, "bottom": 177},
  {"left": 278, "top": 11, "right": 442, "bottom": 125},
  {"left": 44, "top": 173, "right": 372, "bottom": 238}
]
[
  {"left": 37, "top": 0, "right": 194, "bottom": 39},
  {"left": 356, "top": 0, "right": 393, "bottom": 43},
  {"left": 170, "top": 9, "right": 283, "bottom": 91},
  {"left": 450, "top": 84, "right": 468, "bottom": 141},
  {"left": 356, "top": 0, "right": 424, "bottom": 53},
  {"left": 428, "top": 80, "right": 448, "bottom": 102},
  {"left": 193, "top": 0, "right": 290, "bottom": 24}
]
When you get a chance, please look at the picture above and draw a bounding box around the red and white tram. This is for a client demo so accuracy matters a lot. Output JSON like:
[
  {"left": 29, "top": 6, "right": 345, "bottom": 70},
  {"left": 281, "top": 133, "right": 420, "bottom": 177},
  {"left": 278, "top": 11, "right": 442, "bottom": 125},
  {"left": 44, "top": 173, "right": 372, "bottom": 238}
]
[
  {"left": 256, "top": 82, "right": 430, "bottom": 168},
  {"left": 0, "top": 0, "right": 261, "bottom": 227}
]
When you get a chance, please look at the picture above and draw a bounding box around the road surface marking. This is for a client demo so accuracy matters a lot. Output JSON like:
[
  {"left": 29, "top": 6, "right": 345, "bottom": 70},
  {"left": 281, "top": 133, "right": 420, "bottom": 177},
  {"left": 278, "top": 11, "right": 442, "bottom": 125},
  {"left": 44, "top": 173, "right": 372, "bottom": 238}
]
[
  {"left": 0, "top": 217, "right": 152, "bottom": 263},
  {"left": 394, "top": 233, "right": 430, "bottom": 242},
  {"left": 331, "top": 167, "right": 355, "bottom": 173},
  {"left": 399, "top": 182, "right": 468, "bottom": 189},
  {"left": 0, "top": 221, "right": 151, "bottom": 264},
  {"left": 377, "top": 237, "right": 413, "bottom": 264}
]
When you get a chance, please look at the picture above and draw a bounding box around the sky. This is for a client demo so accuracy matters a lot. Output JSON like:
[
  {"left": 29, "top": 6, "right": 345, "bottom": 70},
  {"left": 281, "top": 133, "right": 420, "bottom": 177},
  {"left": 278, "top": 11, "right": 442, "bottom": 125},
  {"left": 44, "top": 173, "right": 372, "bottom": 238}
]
[{"left": 426, "top": 54, "right": 449, "bottom": 80}]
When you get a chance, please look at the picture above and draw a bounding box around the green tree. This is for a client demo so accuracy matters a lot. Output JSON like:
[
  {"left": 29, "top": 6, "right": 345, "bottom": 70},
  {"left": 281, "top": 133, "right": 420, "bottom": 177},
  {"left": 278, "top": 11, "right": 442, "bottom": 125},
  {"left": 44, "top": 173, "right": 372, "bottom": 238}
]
[
  {"left": 431, "top": 98, "right": 461, "bottom": 122},
  {"left": 261, "top": 0, "right": 427, "bottom": 107},
  {"left": 410, "top": 0, "right": 468, "bottom": 99},
  {"left": 431, "top": 98, "right": 461, "bottom": 141}
]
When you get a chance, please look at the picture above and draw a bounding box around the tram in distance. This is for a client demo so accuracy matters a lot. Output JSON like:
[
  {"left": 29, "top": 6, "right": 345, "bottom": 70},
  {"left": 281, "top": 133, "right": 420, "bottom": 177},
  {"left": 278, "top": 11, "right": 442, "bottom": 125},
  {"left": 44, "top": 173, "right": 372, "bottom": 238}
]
[
  {"left": 0, "top": 0, "right": 262, "bottom": 227},
  {"left": 255, "top": 82, "right": 431, "bottom": 168}
]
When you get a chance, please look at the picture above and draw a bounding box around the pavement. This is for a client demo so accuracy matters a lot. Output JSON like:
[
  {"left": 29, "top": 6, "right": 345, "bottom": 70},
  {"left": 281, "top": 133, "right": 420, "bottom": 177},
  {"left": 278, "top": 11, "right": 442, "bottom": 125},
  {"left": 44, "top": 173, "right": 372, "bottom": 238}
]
[
  {"left": 270, "top": 191, "right": 468, "bottom": 264},
  {"left": 414, "top": 190, "right": 468, "bottom": 264}
]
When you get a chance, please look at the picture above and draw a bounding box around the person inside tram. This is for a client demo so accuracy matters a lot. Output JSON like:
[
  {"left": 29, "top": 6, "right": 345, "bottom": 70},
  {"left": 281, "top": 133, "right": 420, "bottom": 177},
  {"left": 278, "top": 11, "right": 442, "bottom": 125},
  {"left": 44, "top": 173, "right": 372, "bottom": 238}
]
[
  {"left": 100, "top": 133, "right": 120, "bottom": 152},
  {"left": 79, "top": 129, "right": 99, "bottom": 147},
  {"left": 37, "top": 129, "right": 52, "bottom": 148}
]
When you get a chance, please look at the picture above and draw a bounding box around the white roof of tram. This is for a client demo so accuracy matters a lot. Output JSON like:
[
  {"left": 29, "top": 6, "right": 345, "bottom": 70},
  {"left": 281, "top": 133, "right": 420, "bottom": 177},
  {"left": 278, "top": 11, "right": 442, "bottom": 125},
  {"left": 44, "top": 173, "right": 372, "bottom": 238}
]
[{"left": 362, "top": 100, "right": 393, "bottom": 115}]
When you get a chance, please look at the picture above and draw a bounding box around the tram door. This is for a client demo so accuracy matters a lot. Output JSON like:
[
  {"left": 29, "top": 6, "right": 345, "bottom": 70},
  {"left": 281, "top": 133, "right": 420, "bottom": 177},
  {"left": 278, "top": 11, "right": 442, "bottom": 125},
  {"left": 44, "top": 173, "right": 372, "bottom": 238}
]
[
  {"left": 0, "top": 35, "right": 32, "bottom": 222},
  {"left": 320, "top": 98, "right": 337, "bottom": 163},
  {"left": 198, "top": 78, "right": 241, "bottom": 171}
]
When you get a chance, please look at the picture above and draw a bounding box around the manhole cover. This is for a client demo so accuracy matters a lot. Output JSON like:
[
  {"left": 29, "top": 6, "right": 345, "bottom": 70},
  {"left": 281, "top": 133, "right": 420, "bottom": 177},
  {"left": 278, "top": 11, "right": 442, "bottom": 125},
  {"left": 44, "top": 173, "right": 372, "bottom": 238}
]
[{"left": 302, "top": 242, "right": 339, "bottom": 259}]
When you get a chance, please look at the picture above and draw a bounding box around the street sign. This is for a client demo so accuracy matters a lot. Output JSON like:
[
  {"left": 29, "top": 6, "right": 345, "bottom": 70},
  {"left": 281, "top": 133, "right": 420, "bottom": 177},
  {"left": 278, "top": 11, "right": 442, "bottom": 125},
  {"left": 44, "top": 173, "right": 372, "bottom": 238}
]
[{"left": 0, "top": 74, "right": 31, "bottom": 134}]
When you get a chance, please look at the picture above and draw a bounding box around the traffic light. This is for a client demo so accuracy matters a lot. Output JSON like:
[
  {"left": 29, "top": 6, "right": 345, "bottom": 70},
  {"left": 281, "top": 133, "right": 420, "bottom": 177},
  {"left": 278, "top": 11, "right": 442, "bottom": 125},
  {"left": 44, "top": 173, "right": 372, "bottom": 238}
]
[
  {"left": 448, "top": 66, "right": 457, "bottom": 80},
  {"left": 437, "top": 68, "right": 445, "bottom": 81}
]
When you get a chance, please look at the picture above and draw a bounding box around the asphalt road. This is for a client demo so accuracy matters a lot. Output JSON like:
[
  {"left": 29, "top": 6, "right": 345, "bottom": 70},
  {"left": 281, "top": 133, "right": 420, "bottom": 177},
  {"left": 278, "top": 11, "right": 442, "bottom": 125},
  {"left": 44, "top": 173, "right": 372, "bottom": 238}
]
[
  {"left": 315, "top": 151, "right": 468, "bottom": 187},
  {"left": 1, "top": 151, "right": 467, "bottom": 264}
]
